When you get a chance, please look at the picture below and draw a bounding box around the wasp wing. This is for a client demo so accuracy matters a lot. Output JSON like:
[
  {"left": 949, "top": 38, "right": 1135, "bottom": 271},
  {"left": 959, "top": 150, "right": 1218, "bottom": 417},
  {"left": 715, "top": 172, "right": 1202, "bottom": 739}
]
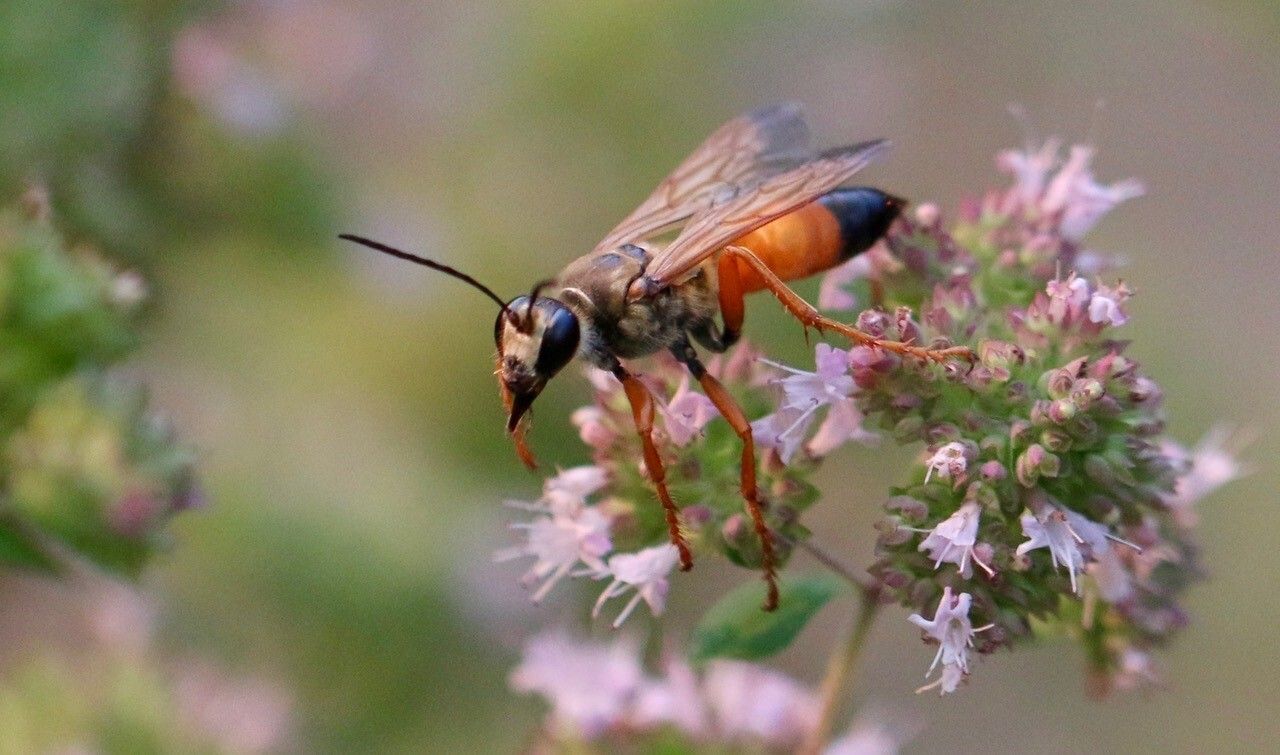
[
  {"left": 590, "top": 103, "right": 812, "bottom": 255},
  {"left": 639, "top": 140, "right": 890, "bottom": 289}
]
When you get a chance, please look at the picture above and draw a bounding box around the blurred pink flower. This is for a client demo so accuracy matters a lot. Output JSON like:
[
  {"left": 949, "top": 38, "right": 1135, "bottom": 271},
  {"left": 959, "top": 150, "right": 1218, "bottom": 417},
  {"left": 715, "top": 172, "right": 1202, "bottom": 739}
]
[
  {"left": 807, "top": 399, "right": 878, "bottom": 457},
  {"left": 1087, "top": 281, "right": 1133, "bottom": 327},
  {"left": 702, "top": 660, "right": 819, "bottom": 747},
  {"left": 1163, "top": 425, "right": 1251, "bottom": 527},
  {"left": 631, "top": 657, "right": 709, "bottom": 737},
  {"left": 818, "top": 254, "right": 873, "bottom": 311},
  {"left": 175, "top": 662, "right": 295, "bottom": 754},
  {"left": 998, "top": 140, "right": 1144, "bottom": 241},
  {"left": 509, "top": 630, "right": 645, "bottom": 739}
]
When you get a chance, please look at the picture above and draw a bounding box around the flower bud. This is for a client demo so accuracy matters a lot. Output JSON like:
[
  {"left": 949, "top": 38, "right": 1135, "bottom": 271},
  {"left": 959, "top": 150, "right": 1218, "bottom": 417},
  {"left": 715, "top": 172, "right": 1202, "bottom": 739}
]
[
  {"left": 1043, "top": 368, "right": 1076, "bottom": 399},
  {"left": 1040, "top": 427, "right": 1072, "bottom": 453},
  {"left": 856, "top": 309, "right": 891, "bottom": 337},
  {"left": 893, "top": 415, "right": 924, "bottom": 442},
  {"left": 980, "top": 460, "right": 1007, "bottom": 481},
  {"left": 1048, "top": 398, "right": 1077, "bottom": 423},
  {"left": 1071, "top": 378, "right": 1105, "bottom": 409},
  {"left": 1016, "top": 443, "right": 1059, "bottom": 486}
]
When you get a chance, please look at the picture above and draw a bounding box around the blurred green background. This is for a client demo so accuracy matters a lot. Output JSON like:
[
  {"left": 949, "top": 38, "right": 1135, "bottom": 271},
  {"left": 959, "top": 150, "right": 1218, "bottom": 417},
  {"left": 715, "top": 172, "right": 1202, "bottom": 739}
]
[{"left": 1, "top": 0, "right": 1277, "bottom": 752}]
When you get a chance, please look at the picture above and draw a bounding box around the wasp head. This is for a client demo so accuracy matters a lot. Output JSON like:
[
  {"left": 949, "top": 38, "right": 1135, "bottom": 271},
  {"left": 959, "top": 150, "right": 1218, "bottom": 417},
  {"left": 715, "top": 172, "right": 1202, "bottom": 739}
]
[{"left": 494, "top": 293, "right": 580, "bottom": 437}]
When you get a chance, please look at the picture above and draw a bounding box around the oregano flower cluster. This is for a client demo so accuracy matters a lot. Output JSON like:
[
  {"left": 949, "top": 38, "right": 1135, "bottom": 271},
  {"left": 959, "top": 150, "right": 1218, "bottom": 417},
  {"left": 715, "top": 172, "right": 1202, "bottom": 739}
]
[{"left": 498, "top": 137, "right": 1245, "bottom": 749}]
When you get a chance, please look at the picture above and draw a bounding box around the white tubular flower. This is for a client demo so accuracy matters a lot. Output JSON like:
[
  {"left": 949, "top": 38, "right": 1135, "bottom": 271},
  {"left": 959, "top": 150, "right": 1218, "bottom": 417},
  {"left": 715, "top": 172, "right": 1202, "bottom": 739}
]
[
  {"left": 908, "top": 587, "right": 981, "bottom": 676},
  {"left": 495, "top": 493, "right": 612, "bottom": 602},
  {"left": 916, "top": 502, "right": 994, "bottom": 578},
  {"left": 593, "top": 544, "right": 681, "bottom": 628},
  {"left": 923, "top": 442, "right": 968, "bottom": 484},
  {"left": 1016, "top": 506, "right": 1121, "bottom": 595}
]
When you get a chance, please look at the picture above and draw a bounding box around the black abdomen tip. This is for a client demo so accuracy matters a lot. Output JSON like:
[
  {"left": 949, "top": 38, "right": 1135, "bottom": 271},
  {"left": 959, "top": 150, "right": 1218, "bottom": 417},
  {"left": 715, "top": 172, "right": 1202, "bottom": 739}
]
[{"left": 818, "top": 187, "right": 906, "bottom": 261}]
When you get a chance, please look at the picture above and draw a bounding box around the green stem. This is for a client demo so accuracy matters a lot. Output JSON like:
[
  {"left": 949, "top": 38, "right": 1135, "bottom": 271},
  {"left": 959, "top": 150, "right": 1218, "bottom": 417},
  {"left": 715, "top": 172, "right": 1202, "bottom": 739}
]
[{"left": 798, "top": 588, "right": 881, "bottom": 755}]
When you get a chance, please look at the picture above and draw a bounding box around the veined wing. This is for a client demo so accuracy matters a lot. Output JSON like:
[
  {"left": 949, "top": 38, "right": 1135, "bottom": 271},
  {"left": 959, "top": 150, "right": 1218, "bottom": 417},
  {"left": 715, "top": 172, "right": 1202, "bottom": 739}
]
[
  {"left": 590, "top": 103, "right": 811, "bottom": 255},
  {"left": 639, "top": 140, "right": 890, "bottom": 289}
]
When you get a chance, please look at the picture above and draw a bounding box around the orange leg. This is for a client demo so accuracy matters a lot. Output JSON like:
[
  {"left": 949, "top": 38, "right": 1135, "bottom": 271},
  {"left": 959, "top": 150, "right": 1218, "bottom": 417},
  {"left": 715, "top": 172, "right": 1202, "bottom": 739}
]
[
  {"left": 716, "top": 253, "right": 747, "bottom": 343},
  {"left": 697, "top": 367, "right": 779, "bottom": 611},
  {"left": 721, "top": 245, "right": 975, "bottom": 363},
  {"left": 615, "top": 366, "right": 694, "bottom": 571}
]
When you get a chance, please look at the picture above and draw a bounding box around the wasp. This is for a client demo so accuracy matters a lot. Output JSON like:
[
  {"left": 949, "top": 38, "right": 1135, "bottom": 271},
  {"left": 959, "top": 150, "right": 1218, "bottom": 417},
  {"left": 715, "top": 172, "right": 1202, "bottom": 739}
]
[{"left": 342, "top": 103, "right": 970, "bottom": 610}]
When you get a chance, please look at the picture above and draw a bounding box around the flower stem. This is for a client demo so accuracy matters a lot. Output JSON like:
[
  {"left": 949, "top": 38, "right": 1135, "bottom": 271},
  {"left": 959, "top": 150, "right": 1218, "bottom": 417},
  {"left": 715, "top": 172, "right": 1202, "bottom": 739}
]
[{"left": 799, "top": 588, "right": 881, "bottom": 755}]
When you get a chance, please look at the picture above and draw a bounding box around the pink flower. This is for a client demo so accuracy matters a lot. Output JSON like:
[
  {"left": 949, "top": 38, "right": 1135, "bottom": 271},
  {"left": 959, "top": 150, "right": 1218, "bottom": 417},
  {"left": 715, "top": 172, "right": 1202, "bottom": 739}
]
[
  {"left": 509, "top": 630, "right": 645, "bottom": 739},
  {"left": 1045, "top": 273, "right": 1089, "bottom": 324},
  {"left": 1087, "top": 280, "right": 1133, "bottom": 327},
  {"left": 571, "top": 405, "right": 616, "bottom": 451},
  {"left": 630, "top": 657, "right": 709, "bottom": 737},
  {"left": 923, "top": 442, "right": 968, "bottom": 484},
  {"left": 825, "top": 712, "right": 916, "bottom": 755},
  {"left": 496, "top": 492, "right": 613, "bottom": 602},
  {"left": 755, "top": 344, "right": 872, "bottom": 463},
  {"left": 751, "top": 407, "right": 817, "bottom": 465},
  {"left": 702, "top": 661, "right": 819, "bottom": 747},
  {"left": 593, "top": 544, "right": 681, "bottom": 628},
  {"left": 807, "top": 399, "right": 879, "bottom": 457},
  {"left": 1111, "top": 647, "right": 1160, "bottom": 691},
  {"left": 818, "top": 255, "right": 873, "bottom": 311},
  {"left": 1163, "top": 425, "right": 1251, "bottom": 527},
  {"left": 999, "top": 139, "right": 1144, "bottom": 240},
  {"left": 660, "top": 374, "right": 718, "bottom": 446},
  {"left": 915, "top": 502, "right": 994, "bottom": 577},
  {"left": 997, "top": 137, "right": 1061, "bottom": 206},
  {"left": 543, "top": 465, "right": 609, "bottom": 506}
]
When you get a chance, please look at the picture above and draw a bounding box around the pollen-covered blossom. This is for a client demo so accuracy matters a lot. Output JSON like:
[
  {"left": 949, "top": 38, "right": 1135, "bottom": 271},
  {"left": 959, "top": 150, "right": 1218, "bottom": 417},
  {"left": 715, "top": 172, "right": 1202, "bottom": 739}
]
[
  {"left": 915, "top": 501, "right": 993, "bottom": 577},
  {"left": 923, "top": 442, "right": 968, "bottom": 484},
  {"left": 907, "top": 587, "right": 988, "bottom": 695},
  {"left": 495, "top": 468, "right": 613, "bottom": 602},
  {"left": 508, "top": 630, "right": 645, "bottom": 739},
  {"left": 593, "top": 543, "right": 681, "bottom": 628}
]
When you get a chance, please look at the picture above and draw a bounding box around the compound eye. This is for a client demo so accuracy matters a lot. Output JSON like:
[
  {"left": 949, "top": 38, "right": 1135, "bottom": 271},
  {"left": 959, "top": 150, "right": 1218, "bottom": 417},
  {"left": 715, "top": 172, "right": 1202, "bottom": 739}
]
[{"left": 535, "top": 304, "right": 580, "bottom": 376}]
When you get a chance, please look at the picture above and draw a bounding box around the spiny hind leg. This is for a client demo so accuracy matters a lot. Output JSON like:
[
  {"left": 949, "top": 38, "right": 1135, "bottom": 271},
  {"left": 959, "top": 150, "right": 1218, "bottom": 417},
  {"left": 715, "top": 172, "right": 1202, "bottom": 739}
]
[
  {"left": 611, "top": 361, "right": 693, "bottom": 571},
  {"left": 720, "top": 245, "right": 974, "bottom": 363},
  {"left": 670, "top": 338, "right": 778, "bottom": 612}
]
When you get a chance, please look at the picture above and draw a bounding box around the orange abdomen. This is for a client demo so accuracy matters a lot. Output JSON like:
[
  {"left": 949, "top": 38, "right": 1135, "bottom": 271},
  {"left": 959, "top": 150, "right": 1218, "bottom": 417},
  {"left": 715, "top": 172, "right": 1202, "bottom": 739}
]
[{"left": 729, "top": 201, "right": 844, "bottom": 293}]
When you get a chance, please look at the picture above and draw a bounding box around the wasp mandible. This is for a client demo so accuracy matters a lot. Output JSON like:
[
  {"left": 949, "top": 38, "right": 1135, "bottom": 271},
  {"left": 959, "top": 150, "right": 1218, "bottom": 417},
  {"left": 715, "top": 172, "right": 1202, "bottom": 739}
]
[{"left": 342, "top": 103, "right": 971, "bottom": 610}]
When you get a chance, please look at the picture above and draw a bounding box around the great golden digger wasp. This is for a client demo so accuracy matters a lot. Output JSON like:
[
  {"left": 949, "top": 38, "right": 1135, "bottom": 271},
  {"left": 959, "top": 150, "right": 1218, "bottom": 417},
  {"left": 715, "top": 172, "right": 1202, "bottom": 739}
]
[{"left": 342, "top": 103, "right": 971, "bottom": 610}]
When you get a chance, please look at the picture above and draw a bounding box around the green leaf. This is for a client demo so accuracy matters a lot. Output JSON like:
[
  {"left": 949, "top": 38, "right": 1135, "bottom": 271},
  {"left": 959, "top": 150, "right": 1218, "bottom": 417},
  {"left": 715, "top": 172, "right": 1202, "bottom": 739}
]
[{"left": 689, "top": 574, "right": 845, "bottom": 663}]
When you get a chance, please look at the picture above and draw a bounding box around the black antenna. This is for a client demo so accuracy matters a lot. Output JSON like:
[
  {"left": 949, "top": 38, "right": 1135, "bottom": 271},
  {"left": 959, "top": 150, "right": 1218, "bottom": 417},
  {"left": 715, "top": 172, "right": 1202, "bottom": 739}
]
[
  {"left": 519, "top": 278, "right": 556, "bottom": 333},
  {"left": 339, "top": 234, "right": 512, "bottom": 319}
]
